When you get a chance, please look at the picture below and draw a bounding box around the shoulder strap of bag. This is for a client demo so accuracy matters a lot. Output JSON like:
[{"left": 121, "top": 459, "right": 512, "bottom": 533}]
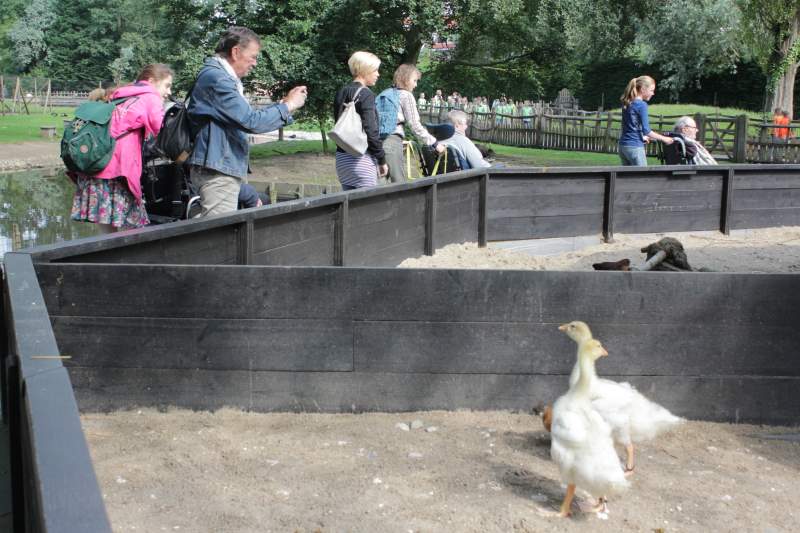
[
  {"left": 338, "top": 85, "right": 366, "bottom": 115},
  {"left": 108, "top": 96, "right": 141, "bottom": 141},
  {"left": 351, "top": 86, "right": 365, "bottom": 104}
]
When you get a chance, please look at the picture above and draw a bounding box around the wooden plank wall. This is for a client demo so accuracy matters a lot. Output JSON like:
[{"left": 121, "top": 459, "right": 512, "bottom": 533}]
[
  {"left": 730, "top": 168, "right": 800, "bottom": 229},
  {"left": 37, "top": 264, "right": 800, "bottom": 424},
  {"left": 488, "top": 172, "right": 605, "bottom": 240},
  {"left": 43, "top": 178, "right": 482, "bottom": 268},
  {"left": 487, "top": 167, "right": 800, "bottom": 241},
  {"left": 612, "top": 169, "right": 725, "bottom": 234}
]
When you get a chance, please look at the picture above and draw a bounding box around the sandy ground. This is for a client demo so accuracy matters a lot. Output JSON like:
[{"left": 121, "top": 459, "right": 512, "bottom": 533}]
[
  {"left": 401, "top": 227, "right": 800, "bottom": 273},
  {"left": 83, "top": 409, "right": 798, "bottom": 533},
  {"left": 80, "top": 227, "right": 800, "bottom": 532}
]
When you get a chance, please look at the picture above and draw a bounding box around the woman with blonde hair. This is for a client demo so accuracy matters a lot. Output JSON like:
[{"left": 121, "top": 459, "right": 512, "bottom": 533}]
[
  {"left": 382, "top": 64, "right": 444, "bottom": 182},
  {"left": 618, "top": 75, "right": 672, "bottom": 166},
  {"left": 332, "top": 51, "right": 388, "bottom": 190},
  {"left": 70, "top": 63, "right": 173, "bottom": 231}
]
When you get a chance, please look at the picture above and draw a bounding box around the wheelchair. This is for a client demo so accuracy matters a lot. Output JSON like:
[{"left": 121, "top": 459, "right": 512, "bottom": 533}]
[
  {"left": 406, "top": 123, "right": 470, "bottom": 178},
  {"left": 141, "top": 154, "right": 202, "bottom": 224},
  {"left": 658, "top": 133, "right": 690, "bottom": 165}
]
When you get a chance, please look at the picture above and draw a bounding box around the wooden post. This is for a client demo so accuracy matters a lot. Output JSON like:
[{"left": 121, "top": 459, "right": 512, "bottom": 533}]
[
  {"left": 694, "top": 113, "right": 706, "bottom": 146},
  {"left": 721, "top": 168, "right": 734, "bottom": 235},
  {"left": 733, "top": 114, "right": 748, "bottom": 163},
  {"left": 603, "top": 171, "right": 616, "bottom": 243},
  {"left": 236, "top": 220, "right": 254, "bottom": 265},
  {"left": 334, "top": 197, "right": 348, "bottom": 266},
  {"left": 533, "top": 108, "right": 543, "bottom": 148},
  {"left": 43, "top": 79, "right": 51, "bottom": 113},
  {"left": 424, "top": 183, "right": 437, "bottom": 256},
  {"left": 478, "top": 174, "right": 488, "bottom": 247},
  {"left": 13, "top": 77, "right": 21, "bottom": 113}
]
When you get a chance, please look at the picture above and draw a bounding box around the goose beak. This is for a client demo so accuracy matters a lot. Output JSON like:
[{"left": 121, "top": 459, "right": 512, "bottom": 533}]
[
  {"left": 600, "top": 347, "right": 608, "bottom": 357},
  {"left": 558, "top": 324, "right": 568, "bottom": 331}
]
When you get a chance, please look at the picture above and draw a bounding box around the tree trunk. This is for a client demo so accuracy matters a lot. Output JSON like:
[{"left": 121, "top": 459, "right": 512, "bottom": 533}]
[
  {"left": 769, "top": 13, "right": 800, "bottom": 118},
  {"left": 403, "top": 28, "right": 423, "bottom": 65}
]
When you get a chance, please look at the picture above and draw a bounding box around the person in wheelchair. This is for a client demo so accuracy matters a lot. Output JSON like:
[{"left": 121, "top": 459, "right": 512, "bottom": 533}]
[
  {"left": 418, "top": 122, "right": 465, "bottom": 175},
  {"left": 662, "top": 116, "right": 717, "bottom": 165},
  {"left": 441, "top": 110, "right": 491, "bottom": 170},
  {"left": 142, "top": 138, "right": 269, "bottom": 223}
]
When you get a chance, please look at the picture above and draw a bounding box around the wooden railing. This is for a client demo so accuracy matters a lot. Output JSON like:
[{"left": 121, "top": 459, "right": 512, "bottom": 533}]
[
  {"left": 745, "top": 123, "right": 800, "bottom": 164},
  {"left": 420, "top": 106, "right": 752, "bottom": 162}
]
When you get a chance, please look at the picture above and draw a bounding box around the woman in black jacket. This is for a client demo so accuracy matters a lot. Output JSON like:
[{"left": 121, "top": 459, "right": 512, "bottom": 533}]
[{"left": 333, "top": 51, "right": 388, "bottom": 190}]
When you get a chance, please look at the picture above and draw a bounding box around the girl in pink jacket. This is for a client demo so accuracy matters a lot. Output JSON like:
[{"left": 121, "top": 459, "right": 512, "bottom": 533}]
[{"left": 71, "top": 63, "right": 173, "bottom": 231}]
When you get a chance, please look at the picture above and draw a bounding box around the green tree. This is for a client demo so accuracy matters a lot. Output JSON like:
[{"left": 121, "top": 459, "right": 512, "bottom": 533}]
[
  {"left": 739, "top": 0, "right": 800, "bottom": 114},
  {"left": 7, "top": 0, "right": 56, "bottom": 73},
  {"left": 45, "top": 0, "right": 122, "bottom": 87},
  {"left": 636, "top": 0, "right": 744, "bottom": 98},
  {"left": 425, "top": 0, "right": 583, "bottom": 99},
  {"left": 0, "top": 0, "right": 27, "bottom": 72}
]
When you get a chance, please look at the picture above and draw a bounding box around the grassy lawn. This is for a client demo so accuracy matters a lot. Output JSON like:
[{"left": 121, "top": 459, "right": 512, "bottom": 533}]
[
  {"left": 487, "top": 144, "right": 659, "bottom": 166},
  {"left": 0, "top": 106, "right": 74, "bottom": 143},
  {"left": 646, "top": 103, "right": 766, "bottom": 121},
  {"left": 250, "top": 139, "right": 659, "bottom": 168},
  {"left": 249, "top": 140, "right": 328, "bottom": 159}
]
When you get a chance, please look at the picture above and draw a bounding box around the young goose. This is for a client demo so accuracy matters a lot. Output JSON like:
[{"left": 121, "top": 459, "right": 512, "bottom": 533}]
[
  {"left": 550, "top": 338, "right": 629, "bottom": 517},
  {"left": 558, "top": 321, "right": 683, "bottom": 475}
]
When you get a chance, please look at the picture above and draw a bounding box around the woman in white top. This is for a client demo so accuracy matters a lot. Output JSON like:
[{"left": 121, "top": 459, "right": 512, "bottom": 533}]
[{"left": 382, "top": 64, "right": 444, "bottom": 182}]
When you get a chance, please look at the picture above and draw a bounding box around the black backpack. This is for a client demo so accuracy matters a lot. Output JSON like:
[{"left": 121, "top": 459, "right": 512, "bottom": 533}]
[{"left": 154, "top": 85, "right": 197, "bottom": 163}]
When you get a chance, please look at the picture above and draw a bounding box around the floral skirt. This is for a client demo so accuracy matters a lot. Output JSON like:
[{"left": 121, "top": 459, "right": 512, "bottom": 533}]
[{"left": 71, "top": 176, "right": 149, "bottom": 229}]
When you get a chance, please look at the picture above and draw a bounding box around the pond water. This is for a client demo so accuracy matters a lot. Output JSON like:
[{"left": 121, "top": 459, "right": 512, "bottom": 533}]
[{"left": 0, "top": 168, "right": 99, "bottom": 260}]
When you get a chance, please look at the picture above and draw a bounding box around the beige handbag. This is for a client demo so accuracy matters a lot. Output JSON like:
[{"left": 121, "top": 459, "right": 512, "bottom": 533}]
[{"left": 329, "top": 86, "right": 368, "bottom": 156}]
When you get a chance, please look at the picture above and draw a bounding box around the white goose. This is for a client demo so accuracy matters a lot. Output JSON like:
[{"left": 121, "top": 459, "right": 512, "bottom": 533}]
[
  {"left": 550, "top": 337, "right": 630, "bottom": 516},
  {"left": 558, "top": 321, "right": 683, "bottom": 474}
]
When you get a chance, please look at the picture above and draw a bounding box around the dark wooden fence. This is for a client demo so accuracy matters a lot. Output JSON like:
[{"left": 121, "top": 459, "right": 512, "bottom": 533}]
[
  {"left": 420, "top": 107, "right": 800, "bottom": 164},
  {"left": 746, "top": 122, "right": 800, "bottom": 164},
  {"left": 2, "top": 254, "right": 111, "bottom": 532},
  {"left": 36, "top": 263, "right": 800, "bottom": 425},
  {"left": 4, "top": 164, "right": 800, "bottom": 532}
]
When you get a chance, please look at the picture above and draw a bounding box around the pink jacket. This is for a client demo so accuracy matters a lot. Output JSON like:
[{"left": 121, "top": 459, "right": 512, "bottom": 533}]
[{"left": 94, "top": 81, "right": 165, "bottom": 201}]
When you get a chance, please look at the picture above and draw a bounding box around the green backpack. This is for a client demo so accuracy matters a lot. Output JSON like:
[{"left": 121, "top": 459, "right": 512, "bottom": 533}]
[{"left": 60, "top": 97, "right": 135, "bottom": 174}]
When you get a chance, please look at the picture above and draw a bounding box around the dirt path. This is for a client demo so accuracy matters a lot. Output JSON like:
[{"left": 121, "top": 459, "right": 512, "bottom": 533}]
[
  {"left": 0, "top": 140, "right": 511, "bottom": 180},
  {"left": 0, "top": 140, "right": 62, "bottom": 171},
  {"left": 249, "top": 152, "right": 336, "bottom": 186},
  {"left": 83, "top": 409, "right": 798, "bottom": 533}
]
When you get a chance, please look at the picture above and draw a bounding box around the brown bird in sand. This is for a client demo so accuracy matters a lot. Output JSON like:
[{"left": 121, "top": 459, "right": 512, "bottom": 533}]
[{"left": 591, "top": 258, "right": 630, "bottom": 271}]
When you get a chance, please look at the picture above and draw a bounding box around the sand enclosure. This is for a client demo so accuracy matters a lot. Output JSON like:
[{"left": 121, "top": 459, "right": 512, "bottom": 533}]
[
  {"left": 83, "top": 228, "right": 800, "bottom": 532},
  {"left": 401, "top": 227, "right": 800, "bottom": 273},
  {"left": 85, "top": 410, "right": 797, "bottom": 533}
]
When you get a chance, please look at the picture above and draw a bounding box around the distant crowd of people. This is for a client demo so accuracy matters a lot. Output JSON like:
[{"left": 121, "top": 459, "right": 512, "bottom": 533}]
[{"left": 416, "top": 91, "right": 536, "bottom": 118}]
